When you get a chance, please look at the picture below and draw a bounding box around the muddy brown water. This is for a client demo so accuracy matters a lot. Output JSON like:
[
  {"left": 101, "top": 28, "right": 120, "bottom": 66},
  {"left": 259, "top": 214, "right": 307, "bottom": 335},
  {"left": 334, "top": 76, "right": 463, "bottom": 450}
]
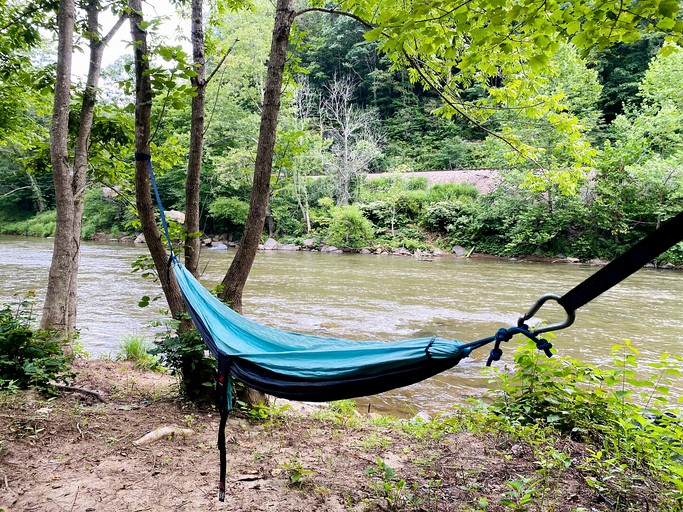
[{"left": 1, "top": 235, "right": 682, "bottom": 415}]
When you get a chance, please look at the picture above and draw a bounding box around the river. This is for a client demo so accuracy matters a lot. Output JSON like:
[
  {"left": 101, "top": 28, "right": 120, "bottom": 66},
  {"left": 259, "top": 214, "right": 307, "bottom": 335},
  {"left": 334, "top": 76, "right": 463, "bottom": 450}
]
[{"left": 1, "top": 235, "right": 682, "bottom": 414}]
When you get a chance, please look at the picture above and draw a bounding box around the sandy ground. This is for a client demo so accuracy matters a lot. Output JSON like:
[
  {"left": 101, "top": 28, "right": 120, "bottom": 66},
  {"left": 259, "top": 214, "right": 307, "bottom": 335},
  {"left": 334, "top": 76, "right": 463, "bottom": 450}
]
[{"left": 0, "top": 360, "right": 623, "bottom": 512}]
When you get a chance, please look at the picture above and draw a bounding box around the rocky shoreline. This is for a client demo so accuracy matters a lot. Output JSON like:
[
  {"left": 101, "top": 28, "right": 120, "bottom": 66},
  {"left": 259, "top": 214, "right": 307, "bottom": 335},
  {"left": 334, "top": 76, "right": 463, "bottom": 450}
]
[{"left": 186, "top": 235, "right": 682, "bottom": 269}]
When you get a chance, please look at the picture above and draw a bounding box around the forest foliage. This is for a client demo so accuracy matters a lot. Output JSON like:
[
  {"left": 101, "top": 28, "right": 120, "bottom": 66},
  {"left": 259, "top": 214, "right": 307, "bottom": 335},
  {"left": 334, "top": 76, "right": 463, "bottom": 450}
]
[{"left": 0, "top": 0, "right": 682, "bottom": 263}]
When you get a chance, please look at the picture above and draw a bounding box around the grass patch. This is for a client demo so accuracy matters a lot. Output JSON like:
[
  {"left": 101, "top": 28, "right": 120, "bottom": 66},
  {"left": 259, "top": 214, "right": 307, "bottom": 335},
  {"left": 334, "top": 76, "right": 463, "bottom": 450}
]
[{"left": 116, "top": 334, "right": 163, "bottom": 371}]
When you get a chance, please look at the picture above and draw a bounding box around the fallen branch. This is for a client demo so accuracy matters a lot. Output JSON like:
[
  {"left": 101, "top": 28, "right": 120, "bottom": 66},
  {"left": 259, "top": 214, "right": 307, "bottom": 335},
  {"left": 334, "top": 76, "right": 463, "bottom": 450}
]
[
  {"left": 133, "top": 426, "right": 194, "bottom": 446},
  {"left": 52, "top": 384, "right": 106, "bottom": 402}
]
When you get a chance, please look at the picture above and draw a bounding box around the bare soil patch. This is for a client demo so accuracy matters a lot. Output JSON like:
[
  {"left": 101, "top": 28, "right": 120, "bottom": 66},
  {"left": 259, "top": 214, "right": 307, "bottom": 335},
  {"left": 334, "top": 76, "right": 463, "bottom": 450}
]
[{"left": 0, "top": 360, "right": 615, "bottom": 511}]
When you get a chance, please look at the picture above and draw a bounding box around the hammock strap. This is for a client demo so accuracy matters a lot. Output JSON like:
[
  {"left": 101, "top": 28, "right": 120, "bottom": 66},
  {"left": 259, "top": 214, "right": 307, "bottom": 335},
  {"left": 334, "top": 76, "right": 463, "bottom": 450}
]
[
  {"left": 137, "top": 152, "right": 174, "bottom": 255},
  {"left": 518, "top": 209, "right": 683, "bottom": 336},
  {"left": 216, "top": 355, "right": 232, "bottom": 502}
]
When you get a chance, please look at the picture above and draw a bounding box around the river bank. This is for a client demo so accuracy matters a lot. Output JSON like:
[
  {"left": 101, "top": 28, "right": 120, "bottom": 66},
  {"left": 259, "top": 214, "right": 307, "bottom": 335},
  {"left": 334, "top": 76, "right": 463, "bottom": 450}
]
[{"left": 0, "top": 359, "right": 675, "bottom": 511}]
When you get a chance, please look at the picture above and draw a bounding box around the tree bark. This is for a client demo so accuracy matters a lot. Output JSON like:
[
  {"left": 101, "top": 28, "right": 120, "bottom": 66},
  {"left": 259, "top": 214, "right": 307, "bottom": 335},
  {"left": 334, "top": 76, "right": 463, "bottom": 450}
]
[
  {"left": 129, "top": 0, "right": 187, "bottom": 324},
  {"left": 41, "top": 0, "right": 75, "bottom": 334},
  {"left": 219, "top": 0, "right": 295, "bottom": 313},
  {"left": 183, "top": 0, "right": 205, "bottom": 278}
]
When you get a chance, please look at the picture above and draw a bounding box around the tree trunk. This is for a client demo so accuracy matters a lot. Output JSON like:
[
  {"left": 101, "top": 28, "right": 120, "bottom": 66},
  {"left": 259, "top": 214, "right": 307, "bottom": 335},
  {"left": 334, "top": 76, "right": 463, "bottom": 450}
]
[
  {"left": 42, "top": 0, "right": 125, "bottom": 338},
  {"left": 129, "top": 0, "right": 187, "bottom": 324},
  {"left": 27, "top": 171, "right": 45, "bottom": 213},
  {"left": 41, "top": 0, "right": 75, "bottom": 334},
  {"left": 184, "top": 0, "right": 205, "bottom": 278},
  {"left": 219, "top": 0, "right": 295, "bottom": 313}
]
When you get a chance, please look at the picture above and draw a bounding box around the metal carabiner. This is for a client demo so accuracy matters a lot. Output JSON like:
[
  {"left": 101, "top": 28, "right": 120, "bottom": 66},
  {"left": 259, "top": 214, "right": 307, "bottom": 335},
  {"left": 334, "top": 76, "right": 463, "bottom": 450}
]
[{"left": 517, "top": 293, "right": 576, "bottom": 335}]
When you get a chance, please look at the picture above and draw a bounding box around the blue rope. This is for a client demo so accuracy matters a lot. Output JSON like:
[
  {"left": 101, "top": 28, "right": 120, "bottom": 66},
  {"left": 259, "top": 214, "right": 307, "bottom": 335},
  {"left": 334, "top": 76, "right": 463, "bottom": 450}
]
[
  {"left": 460, "top": 325, "right": 554, "bottom": 366},
  {"left": 136, "top": 153, "right": 174, "bottom": 255}
]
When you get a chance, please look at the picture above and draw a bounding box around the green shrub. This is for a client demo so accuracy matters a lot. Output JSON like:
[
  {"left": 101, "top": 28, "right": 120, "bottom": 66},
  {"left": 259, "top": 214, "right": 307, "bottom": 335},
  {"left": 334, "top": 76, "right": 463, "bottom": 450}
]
[
  {"left": 0, "top": 299, "right": 74, "bottom": 390},
  {"left": 427, "top": 183, "right": 478, "bottom": 202},
  {"left": 0, "top": 210, "right": 57, "bottom": 237},
  {"left": 421, "top": 201, "right": 471, "bottom": 233},
  {"left": 208, "top": 196, "right": 250, "bottom": 235},
  {"left": 82, "top": 187, "right": 128, "bottom": 239},
  {"left": 326, "top": 206, "right": 375, "bottom": 249},
  {"left": 152, "top": 328, "right": 215, "bottom": 403},
  {"left": 405, "top": 176, "right": 428, "bottom": 191},
  {"left": 488, "top": 339, "right": 683, "bottom": 504}
]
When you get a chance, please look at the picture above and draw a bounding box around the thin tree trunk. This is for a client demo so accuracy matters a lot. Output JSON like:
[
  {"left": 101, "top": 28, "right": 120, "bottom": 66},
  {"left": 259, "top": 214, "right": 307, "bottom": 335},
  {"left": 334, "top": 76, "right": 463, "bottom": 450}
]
[
  {"left": 219, "top": 0, "right": 295, "bottom": 313},
  {"left": 41, "top": 0, "right": 75, "bottom": 334},
  {"left": 66, "top": 1, "right": 126, "bottom": 330},
  {"left": 129, "top": 0, "right": 187, "bottom": 324},
  {"left": 27, "top": 171, "right": 45, "bottom": 212},
  {"left": 184, "top": 0, "right": 205, "bottom": 278},
  {"left": 42, "top": 0, "right": 125, "bottom": 337}
]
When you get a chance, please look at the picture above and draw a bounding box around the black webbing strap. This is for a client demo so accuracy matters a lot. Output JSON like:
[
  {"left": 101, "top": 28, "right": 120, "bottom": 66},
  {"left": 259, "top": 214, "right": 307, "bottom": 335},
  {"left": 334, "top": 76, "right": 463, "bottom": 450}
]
[
  {"left": 558, "top": 209, "right": 683, "bottom": 313},
  {"left": 218, "top": 409, "right": 229, "bottom": 502},
  {"left": 216, "top": 356, "right": 232, "bottom": 502}
]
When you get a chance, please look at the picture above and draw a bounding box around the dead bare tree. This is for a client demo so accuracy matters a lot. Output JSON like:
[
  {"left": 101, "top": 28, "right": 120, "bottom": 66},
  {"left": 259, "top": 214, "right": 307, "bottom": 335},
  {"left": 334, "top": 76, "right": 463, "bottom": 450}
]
[{"left": 320, "top": 77, "right": 382, "bottom": 206}]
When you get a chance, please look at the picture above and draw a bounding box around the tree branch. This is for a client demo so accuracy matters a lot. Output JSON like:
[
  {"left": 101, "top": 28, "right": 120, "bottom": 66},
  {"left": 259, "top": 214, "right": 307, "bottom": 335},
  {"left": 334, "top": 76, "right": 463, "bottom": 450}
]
[
  {"left": 103, "top": 13, "right": 128, "bottom": 44},
  {"left": 0, "top": 186, "right": 33, "bottom": 198},
  {"left": 0, "top": 0, "right": 54, "bottom": 33},
  {"left": 205, "top": 38, "right": 238, "bottom": 86},
  {"left": 294, "top": 7, "right": 375, "bottom": 29},
  {"left": 404, "top": 52, "right": 546, "bottom": 170}
]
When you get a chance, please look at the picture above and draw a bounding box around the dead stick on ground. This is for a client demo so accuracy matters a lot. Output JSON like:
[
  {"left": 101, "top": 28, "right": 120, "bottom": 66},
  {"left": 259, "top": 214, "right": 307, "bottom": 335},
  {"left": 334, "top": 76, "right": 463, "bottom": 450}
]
[
  {"left": 52, "top": 384, "right": 106, "bottom": 402},
  {"left": 69, "top": 486, "right": 80, "bottom": 512},
  {"left": 133, "top": 426, "right": 194, "bottom": 446}
]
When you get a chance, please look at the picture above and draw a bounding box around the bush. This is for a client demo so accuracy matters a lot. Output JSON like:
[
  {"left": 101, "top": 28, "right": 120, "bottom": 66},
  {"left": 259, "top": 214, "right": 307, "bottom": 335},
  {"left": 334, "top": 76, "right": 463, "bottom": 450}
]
[
  {"left": 421, "top": 201, "right": 472, "bottom": 233},
  {"left": 487, "top": 340, "right": 683, "bottom": 505},
  {"left": 0, "top": 210, "right": 57, "bottom": 237},
  {"left": 82, "top": 187, "right": 128, "bottom": 239},
  {"left": 152, "top": 328, "right": 215, "bottom": 403},
  {"left": 0, "top": 299, "right": 74, "bottom": 390},
  {"left": 208, "top": 196, "right": 250, "bottom": 235},
  {"left": 326, "top": 206, "right": 375, "bottom": 249}
]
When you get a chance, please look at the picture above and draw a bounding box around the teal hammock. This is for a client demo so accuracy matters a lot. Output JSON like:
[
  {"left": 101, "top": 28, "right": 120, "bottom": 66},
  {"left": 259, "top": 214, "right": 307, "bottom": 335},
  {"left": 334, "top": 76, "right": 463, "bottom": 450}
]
[{"left": 173, "top": 259, "right": 525, "bottom": 403}]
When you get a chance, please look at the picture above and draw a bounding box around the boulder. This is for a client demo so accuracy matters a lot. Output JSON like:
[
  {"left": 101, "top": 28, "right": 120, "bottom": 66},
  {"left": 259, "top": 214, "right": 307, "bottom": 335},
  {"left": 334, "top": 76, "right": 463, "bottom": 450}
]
[
  {"left": 263, "top": 238, "right": 279, "bottom": 250},
  {"left": 374, "top": 248, "right": 382, "bottom": 254},
  {"left": 320, "top": 245, "right": 339, "bottom": 253},
  {"left": 164, "top": 210, "right": 185, "bottom": 224},
  {"left": 411, "top": 411, "right": 432, "bottom": 423},
  {"left": 201, "top": 237, "right": 213, "bottom": 246},
  {"left": 134, "top": 233, "right": 146, "bottom": 244},
  {"left": 207, "top": 243, "right": 228, "bottom": 250},
  {"left": 278, "top": 243, "right": 299, "bottom": 251},
  {"left": 302, "top": 238, "right": 315, "bottom": 249},
  {"left": 360, "top": 248, "right": 372, "bottom": 254},
  {"left": 589, "top": 258, "right": 610, "bottom": 266},
  {"left": 433, "top": 248, "right": 444, "bottom": 257},
  {"left": 392, "top": 247, "right": 411, "bottom": 256},
  {"left": 452, "top": 245, "right": 467, "bottom": 256},
  {"left": 257, "top": 244, "right": 266, "bottom": 250}
]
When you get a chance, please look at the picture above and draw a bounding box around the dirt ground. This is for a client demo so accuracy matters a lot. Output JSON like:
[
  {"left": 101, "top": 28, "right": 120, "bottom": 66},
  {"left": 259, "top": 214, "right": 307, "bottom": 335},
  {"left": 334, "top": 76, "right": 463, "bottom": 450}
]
[{"left": 0, "top": 360, "right": 616, "bottom": 512}]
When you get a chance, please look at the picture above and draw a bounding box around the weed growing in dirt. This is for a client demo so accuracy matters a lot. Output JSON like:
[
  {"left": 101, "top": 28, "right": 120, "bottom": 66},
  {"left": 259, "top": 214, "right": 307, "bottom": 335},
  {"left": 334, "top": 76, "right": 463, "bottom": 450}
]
[
  {"left": 312, "top": 399, "right": 363, "bottom": 427},
  {"left": 364, "top": 457, "right": 434, "bottom": 511},
  {"left": 239, "top": 400, "right": 291, "bottom": 425},
  {"left": 117, "top": 334, "right": 163, "bottom": 371},
  {"left": 280, "top": 454, "right": 315, "bottom": 488}
]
